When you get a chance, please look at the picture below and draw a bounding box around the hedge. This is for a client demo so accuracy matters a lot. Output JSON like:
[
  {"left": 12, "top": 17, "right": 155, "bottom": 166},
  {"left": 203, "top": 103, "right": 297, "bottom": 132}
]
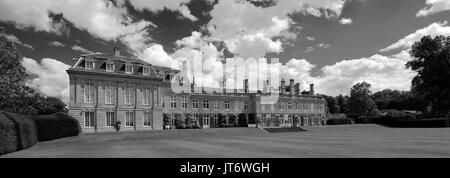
[
  {"left": 326, "top": 118, "right": 353, "bottom": 125},
  {"left": 375, "top": 117, "right": 450, "bottom": 128},
  {"left": 2, "top": 111, "right": 38, "bottom": 150},
  {"left": 31, "top": 112, "right": 81, "bottom": 142},
  {"left": 0, "top": 112, "right": 18, "bottom": 155}
]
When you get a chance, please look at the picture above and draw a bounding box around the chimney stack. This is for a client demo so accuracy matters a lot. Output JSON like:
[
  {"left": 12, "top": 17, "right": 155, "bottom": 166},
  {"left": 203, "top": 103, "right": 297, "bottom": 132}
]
[
  {"left": 280, "top": 79, "right": 286, "bottom": 94},
  {"left": 290, "top": 79, "right": 295, "bottom": 95},
  {"left": 244, "top": 79, "right": 249, "bottom": 93},
  {"left": 114, "top": 47, "right": 121, "bottom": 57},
  {"left": 310, "top": 83, "right": 315, "bottom": 95},
  {"left": 295, "top": 83, "right": 300, "bottom": 95}
]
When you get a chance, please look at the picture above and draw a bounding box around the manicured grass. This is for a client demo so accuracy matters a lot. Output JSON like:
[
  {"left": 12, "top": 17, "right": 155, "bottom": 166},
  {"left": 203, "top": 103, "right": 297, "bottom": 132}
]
[{"left": 1, "top": 124, "right": 449, "bottom": 158}]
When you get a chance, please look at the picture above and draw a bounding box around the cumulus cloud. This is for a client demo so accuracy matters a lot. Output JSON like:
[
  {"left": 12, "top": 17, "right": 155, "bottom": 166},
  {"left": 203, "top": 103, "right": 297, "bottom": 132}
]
[
  {"left": 128, "top": 0, "right": 199, "bottom": 21},
  {"left": 71, "top": 45, "right": 94, "bottom": 54},
  {"left": 47, "top": 41, "right": 66, "bottom": 47},
  {"left": 21, "top": 57, "right": 70, "bottom": 103},
  {"left": 3, "top": 33, "right": 34, "bottom": 50},
  {"left": 380, "top": 21, "right": 450, "bottom": 52},
  {"left": 416, "top": 0, "right": 450, "bottom": 17},
  {"left": 315, "top": 53, "right": 416, "bottom": 96},
  {"left": 206, "top": 0, "right": 347, "bottom": 58},
  {"left": 338, "top": 17, "right": 353, "bottom": 25},
  {"left": 0, "top": 0, "right": 154, "bottom": 51},
  {"left": 306, "top": 36, "right": 316, "bottom": 41}
]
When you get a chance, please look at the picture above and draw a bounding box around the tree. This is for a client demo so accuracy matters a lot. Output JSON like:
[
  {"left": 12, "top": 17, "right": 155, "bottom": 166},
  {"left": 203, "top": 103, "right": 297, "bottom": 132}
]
[
  {"left": 322, "top": 95, "right": 341, "bottom": 114},
  {"left": 348, "top": 82, "right": 379, "bottom": 118},
  {"left": 0, "top": 28, "right": 66, "bottom": 115},
  {"left": 408, "top": 35, "right": 450, "bottom": 115},
  {"left": 372, "top": 89, "right": 426, "bottom": 111},
  {"left": 336, "top": 95, "right": 349, "bottom": 113}
]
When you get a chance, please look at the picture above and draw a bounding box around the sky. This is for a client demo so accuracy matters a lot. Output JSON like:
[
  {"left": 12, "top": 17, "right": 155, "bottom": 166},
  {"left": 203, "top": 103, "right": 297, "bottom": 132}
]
[{"left": 1, "top": 0, "right": 450, "bottom": 103}]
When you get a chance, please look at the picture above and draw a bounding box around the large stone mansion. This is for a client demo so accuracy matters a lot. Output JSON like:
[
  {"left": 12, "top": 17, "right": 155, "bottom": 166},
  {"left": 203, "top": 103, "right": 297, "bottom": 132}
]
[{"left": 67, "top": 49, "right": 327, "bottom": 133}]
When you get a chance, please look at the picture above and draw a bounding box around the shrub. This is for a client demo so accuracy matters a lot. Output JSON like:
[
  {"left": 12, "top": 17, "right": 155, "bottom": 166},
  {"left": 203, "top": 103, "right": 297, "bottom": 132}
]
[
  {"left": 375, "top": 117, "right": 449, "bottom": 128},
  {"left": 326, "top": 118, "right": 353, "bottom": 125},
  {"left": 0, "top": 112, "right": 18, "bottom": 155},
  {"left": 218, "top": 114, "right": 227, "bottom": 128},
  {"left": 237, "top": 113, "right": 248, "bottom": 127},
  {"left": 228, "top": 114, "right": 237, "bottom": 127},
  {"left": 248, "top": 113, "right": 257, "bottom": 124},
  {"left": 31, "top": 112, "right": 81, "bottom": 141},
  {"left": 2, "top": 111, "right": 38, "bottom": 150}
]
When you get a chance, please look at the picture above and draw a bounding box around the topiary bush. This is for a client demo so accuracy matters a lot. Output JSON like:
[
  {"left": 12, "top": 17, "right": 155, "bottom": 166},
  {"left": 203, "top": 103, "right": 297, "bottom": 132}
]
[
  {"left": 2, "top": 111, "right": 38, "bottom": 150},
  {"left": 237, "top": 113, "right": 248, "bottom": 127},
  {"left": 31, "top": 112, "right": 81, "bottom": 142},
  {"left": 0, "top": 112, "right": 18, "bottom": 155}
]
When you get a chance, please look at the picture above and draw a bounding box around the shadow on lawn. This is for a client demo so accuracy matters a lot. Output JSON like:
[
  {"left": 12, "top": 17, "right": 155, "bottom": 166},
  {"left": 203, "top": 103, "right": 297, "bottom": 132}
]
[{"left": 262, "top": 127, "right": 307, "bottom": 133}]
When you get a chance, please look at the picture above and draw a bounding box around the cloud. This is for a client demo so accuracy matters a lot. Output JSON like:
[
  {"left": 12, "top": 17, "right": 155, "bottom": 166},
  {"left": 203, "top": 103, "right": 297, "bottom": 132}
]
[
  {"left": 416, "top": 0, "right": 450, "bottom": 17},
  {"left": 338, "top": 17, "right": 353, "bottom": 25},
  {"left": 305, "top": 36, "right": 316, "bottom": 41},
  {"left": 305, "top": 46, "right": 315, "bottom": 53},
  {"left": 21, "top": 57, "right": 70, "bottom": 103},
  {"left": 0, "top": 0, "right": 154, "bottom": 49},
  {"left": 318, "top": 43, "right": 331, "bottom": 48},
  {"left": 206, "top": 0, "right": 347, "bottom": 58},
  {"left": 2, "top": 33, "right": 34, "bottom": 50},
  {"left": 128, "top": 0, "right": 199, "bottom": 21},
  {"left": 71, "top": 45, "right": 94, "bottom": 54},
  {"left": 380, "top": 21, "right": 450, "bottom": 52},
  {"left": 314, "top": 53, "right": 416, "bottom": 96},
  {"left": 47, "top": 41, "right": 66, "bottom": 47}
]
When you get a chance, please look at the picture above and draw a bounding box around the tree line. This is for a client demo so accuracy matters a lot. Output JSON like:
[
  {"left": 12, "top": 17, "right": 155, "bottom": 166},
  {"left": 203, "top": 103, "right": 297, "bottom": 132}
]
[
  {"left": 0, "top": 27, "right": 66, "bottom": 115},
  {"left": 322, "top": 35, "right": 450, "bottom": 118}
]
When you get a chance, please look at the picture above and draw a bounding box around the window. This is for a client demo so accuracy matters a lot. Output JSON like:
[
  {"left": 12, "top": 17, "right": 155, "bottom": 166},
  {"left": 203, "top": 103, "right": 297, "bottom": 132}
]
[
  {"left": 203, "top": 115, "right": 210, "bottom": 126},
  {"left": 170, "top": 95, "right": 177, "bottom": 109},
  {"left": 105, "top": 84, "right": 114, "bottom": 105},
  {"left": 143, "top": 66, "right": 150, "bottom": 75},
  {"left": 288, "top": 102, "right": 292, "bottom": 110},
  {"left": 124, "top": 87, "right": 133, "bottom": 105},
  {"left": 83, "top": 82, "right": 95, "bottom": 104},
  {"left": 106, "top": 62, "right": 114, "bottom": 72},
  {"left": 279, "top": 102, "right": 284, "bottom": 110},
  {"left": 214, "top": 100, "right": 219, "bottom": 110},
  {"left": 85, "top": 60, "right": 94, "bottom": 70},
  {"left": 143, "top": 88, "right": 152, "bottom": 106},
  {"left": 225, "top": 100, "right": 230, "bottom": 110},
  {"left": 244, "top": 101, "right": 249, "bottom": 110},
  {"left": 84, "top": 111, "right": 95, "bottom": 128},
  {"left": 125, "top": 64, "right": 133, "bottom": 74},
  {"left": 203, "top": 100, "right": 209, "bottom": 109},
  {"left": 125, "top": 111, "right": 135, "bottom": 127},
  {"left": 295, "top": 102, "right": 299, "bottom": 110},
  {"left": 261, "top": 104, "right": 265, "bottom": 111},
  {"left": 106, "top": 111, "right": 115, "bottom": 127},
  {"left": 192, "top": 99, "right": 198, "bottom": 109},
  {"left": 181, "top": 96, "right": 188, "bottom": 109},
  {"left": 143, "top": 112, "right": 151, "bottom": 127}
]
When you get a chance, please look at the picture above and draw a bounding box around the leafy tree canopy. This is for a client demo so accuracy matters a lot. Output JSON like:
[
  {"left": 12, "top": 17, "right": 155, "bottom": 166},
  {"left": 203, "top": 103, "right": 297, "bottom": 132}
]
[{"left": 408, "top": 35, "right": 450, "bottom": 115}]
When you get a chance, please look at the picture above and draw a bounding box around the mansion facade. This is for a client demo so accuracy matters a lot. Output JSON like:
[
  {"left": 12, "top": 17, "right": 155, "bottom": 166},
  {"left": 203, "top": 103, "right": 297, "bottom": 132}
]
[{"left": 67, "top": 49, "right": 327, "bottom": 133}]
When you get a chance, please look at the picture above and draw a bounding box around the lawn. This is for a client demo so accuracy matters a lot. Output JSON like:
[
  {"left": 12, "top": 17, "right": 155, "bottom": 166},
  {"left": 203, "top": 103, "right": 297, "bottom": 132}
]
[{"left": 1, "top": 124, "right": 449, "bottom": 158}]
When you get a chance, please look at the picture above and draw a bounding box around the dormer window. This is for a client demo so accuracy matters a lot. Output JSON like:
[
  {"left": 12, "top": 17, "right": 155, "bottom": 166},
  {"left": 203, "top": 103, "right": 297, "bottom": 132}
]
[
  {"left": 125, "top": 64, "right": 133, "bottom": 74},
  {"left": 143, "top": 66, "right": 150, "bottom": 75},
  {"left": 106, "top": 62, "right": 114, "bottom": 72},
  {"left": 85, "top": 60, "right": 94, "bottom": 70}
]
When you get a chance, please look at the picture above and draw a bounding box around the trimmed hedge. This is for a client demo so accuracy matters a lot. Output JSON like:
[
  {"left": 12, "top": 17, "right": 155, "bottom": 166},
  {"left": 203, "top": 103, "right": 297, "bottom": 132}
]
[
  {"left": 2, "top": 112, "right": 38, "bottom": 150},
  {"left": 326, "top": 118, "right": 353, "bottom": 125},
  {"left": 31, "top": 112, "right": 81, "bottom": 141},
  {"left": 0, "top": 112, "right": 18, "bottom": 155},
  {"left": 375, "top": 117, "right": 450, "bottom": 128}
]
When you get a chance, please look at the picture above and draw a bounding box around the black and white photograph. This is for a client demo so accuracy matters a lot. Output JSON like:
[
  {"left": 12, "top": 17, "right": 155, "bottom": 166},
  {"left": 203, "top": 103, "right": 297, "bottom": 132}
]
[{"left": 0, "top": 0, "right": 449, "bottom": 169}]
